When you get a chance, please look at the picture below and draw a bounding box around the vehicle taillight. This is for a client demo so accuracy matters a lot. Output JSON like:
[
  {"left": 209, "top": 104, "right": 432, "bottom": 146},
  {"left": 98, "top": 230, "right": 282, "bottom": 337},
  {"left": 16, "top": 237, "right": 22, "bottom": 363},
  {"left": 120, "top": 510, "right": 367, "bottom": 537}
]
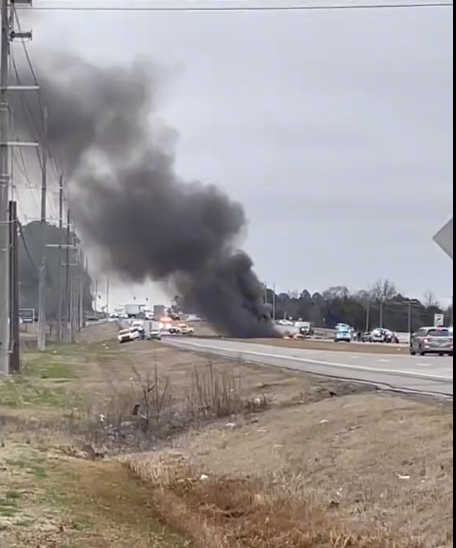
[{"left": 424, "top": 338, "right": 432, "bottom": 344}]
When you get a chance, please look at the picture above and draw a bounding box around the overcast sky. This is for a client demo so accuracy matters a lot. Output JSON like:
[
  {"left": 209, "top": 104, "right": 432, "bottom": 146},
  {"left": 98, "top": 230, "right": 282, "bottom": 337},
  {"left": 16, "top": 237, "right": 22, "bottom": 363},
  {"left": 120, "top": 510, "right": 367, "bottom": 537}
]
[{"left": 17, "top": 1, "right": 453, "bottom": 308}]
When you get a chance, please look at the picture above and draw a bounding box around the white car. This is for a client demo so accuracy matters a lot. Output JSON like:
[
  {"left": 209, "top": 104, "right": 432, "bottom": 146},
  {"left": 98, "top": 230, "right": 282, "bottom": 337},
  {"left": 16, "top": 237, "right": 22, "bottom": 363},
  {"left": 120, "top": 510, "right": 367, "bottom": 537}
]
[
  {"left": 178, "top": 323, "right": 194, "bottom": 335},
  {"left": 370, "top": 328, "right": 399, "bottom": 344},
  {"left": 118, "top": 328, "right": 140, "bottom": 344},
  {"left": 278, "top": 319, "right": 294, "bottom": 326},
  {"left": 130, "top": 320, "right": 145, "bottom": 329}
]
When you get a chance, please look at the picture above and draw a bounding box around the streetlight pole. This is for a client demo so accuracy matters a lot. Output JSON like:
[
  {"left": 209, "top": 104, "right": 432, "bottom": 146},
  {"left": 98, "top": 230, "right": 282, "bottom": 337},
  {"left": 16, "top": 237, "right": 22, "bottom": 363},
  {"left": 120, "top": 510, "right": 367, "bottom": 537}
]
[
  {"left": 365, "top": 301, "right": 371, "bottom": 332},
  {"left": 407, "top": 301, "right": 412, "bottom": 337},
  {"left": 272, "top": 283, "right": 276, "bottom": 321}
]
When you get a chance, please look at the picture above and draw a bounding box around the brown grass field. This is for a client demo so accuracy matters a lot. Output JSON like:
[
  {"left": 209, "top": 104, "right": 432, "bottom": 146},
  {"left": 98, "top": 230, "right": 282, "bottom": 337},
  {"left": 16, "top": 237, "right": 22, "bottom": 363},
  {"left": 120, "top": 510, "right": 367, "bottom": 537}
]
[{"left": 0, "top": 323, "right": 452, "bottom": 548}]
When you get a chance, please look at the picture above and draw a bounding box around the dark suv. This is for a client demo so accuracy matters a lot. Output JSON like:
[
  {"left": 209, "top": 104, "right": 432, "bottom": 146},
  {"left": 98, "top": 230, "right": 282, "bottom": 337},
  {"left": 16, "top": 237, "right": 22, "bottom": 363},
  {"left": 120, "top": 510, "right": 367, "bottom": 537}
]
[{"left": 410, "top": 327, "right": 453, "bottom": 356}]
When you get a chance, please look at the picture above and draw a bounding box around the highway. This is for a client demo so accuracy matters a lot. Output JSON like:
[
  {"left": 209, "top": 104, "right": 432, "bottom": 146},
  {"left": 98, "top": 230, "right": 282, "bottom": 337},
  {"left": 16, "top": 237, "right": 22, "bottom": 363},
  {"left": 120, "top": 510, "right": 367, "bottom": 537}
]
[{"left": 163, "top": 338, "right": 453, "bottom": 398}]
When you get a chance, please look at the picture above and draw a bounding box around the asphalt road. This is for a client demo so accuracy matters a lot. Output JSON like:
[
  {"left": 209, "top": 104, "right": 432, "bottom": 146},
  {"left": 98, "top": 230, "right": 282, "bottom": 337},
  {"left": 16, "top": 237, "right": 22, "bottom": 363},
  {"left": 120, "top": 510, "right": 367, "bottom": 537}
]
[{"left": 163, "top": 338, "right": 453, "bottom": 398}]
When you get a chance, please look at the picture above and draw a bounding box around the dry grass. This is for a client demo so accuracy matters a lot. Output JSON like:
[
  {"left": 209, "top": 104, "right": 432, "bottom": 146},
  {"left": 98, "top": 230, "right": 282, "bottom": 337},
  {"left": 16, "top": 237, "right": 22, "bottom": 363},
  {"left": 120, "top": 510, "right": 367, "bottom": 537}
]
[
  {"left": 121, "top": 392, "right": 453, "bottom": 548},
  {"left": 125, "top": 452, "right": 429, "bottom": 548},
  {"left": 0, "top": 324, "right": 453, "bottom": 548},
  {"left": 0, "top": 445, "right": 187, "bottom": 548}
]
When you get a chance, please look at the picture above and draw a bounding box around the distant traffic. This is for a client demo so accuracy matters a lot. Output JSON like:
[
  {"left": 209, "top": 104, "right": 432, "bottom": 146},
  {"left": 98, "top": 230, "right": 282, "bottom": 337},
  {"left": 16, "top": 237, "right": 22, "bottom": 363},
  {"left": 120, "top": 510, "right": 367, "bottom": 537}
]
[
  {"left": 275, "top": 318, "right": 453, "bottom": 357},
  {"left": 105, "top": 304, "right": 453, "bottom": 355}
]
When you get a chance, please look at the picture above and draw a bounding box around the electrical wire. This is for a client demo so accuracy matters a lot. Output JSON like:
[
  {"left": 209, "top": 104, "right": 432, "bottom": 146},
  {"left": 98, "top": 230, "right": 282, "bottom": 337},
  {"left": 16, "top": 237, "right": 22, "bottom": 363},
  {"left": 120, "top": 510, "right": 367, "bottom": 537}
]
[
  {"left": 19, "top": 1, "right": 454, "bottom": 12},
  {"left": 18, "top": 222, "right": 39, "bottom": 275},
  {"left": 10, "top": 13, "right": 63, "bottom": 226},
  {"left": 11, "top": 6, "right": 63, "bottom": 181}
]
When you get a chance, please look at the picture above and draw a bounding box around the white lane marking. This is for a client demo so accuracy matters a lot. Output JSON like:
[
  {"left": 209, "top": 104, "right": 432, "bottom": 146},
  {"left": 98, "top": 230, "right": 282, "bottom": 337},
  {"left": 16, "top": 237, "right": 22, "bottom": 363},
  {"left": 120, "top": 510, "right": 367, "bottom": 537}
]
[
  {"left": 166, "top": 341, "right": 453, "bottom": 382},
  {"left": 378, "top": 359, "right": 390, "bottom": 363},
  {"left": 350, "top": 356, "right": 359, "bottom": 359},
  {"left": 297, "top": 349, "right": 416, "bottom": 360},
  {"left": 417, "top": 363, "right": 431, "bottom": 367}
]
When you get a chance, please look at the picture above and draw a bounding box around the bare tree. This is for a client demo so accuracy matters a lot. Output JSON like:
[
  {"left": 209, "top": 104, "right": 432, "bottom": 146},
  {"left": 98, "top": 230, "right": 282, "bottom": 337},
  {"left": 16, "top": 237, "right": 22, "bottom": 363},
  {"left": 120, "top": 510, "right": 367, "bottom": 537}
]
[
  {"left": 370, "top": 279, "right": 397, "bottom": 301},
  {"left": 323, "top": 286, "right": 350, "bottom": 300},
  {"left": 353, "top": 289, "right": 371, "bottom": 302},
  {"left": 423, "top": 290, "right": 440, "bottom": 308}
]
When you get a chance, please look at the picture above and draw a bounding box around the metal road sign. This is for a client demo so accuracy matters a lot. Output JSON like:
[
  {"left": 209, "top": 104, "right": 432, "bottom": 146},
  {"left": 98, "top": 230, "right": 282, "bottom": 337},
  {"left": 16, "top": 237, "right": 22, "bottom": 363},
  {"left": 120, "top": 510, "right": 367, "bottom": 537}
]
[
  {"left": 433, "top": 217, "right": 453, "bottom": 260},
  {"left": 434, "top": 313, "right": 445, "bottom": 327}
]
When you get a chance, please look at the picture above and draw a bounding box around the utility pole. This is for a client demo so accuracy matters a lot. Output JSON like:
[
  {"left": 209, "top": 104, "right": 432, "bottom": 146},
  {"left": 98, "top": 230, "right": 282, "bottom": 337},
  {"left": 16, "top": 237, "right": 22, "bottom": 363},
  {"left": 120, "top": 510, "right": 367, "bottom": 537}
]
[
  {"left": 406, "top": 301, "right": 412, "bottom": 337},
  {"left": 365, "top": 301, "right": 371, "bottom": 332},
  {"left": 106, "top": 277, "right": 110, "bottom": 315},
  {"left": 64, "top": 208, "right": 71, "bottom": 342},
  {"left": 8, "top": 200, "right": 19, "bottom": 373},
  {"left": 69, "top": 254, "right": 78, "bottom": 339},
  {"left": 0, "top": 0, "right": 35, "bottom": 374},
  {"left": 0, "top": 0, "right": 11, "bottom": 375},
  {"left": 94, "top": 278, "right": 99, "bottom": 312},
  {"left": 77, "top": 249, "right": 84, "bottom": 330},
  {"left": 272, "top": 283, "right": 276, "bottom": 321},
  {"left": 57, "top": 176, "right": 64, "bottom": 341},
  {"left": 62, "top": 212, "right": 79, "bottom": 342},
  {"left": 37, "top": 108, "right": 48, "bottom": 351}
]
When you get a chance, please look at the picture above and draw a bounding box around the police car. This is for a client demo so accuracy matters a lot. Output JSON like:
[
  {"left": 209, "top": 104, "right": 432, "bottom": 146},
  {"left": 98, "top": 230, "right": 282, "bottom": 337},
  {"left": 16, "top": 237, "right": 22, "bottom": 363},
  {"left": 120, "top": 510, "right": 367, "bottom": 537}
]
[{"left": 334, "top": 326, "right": 352, "bottom": 343}]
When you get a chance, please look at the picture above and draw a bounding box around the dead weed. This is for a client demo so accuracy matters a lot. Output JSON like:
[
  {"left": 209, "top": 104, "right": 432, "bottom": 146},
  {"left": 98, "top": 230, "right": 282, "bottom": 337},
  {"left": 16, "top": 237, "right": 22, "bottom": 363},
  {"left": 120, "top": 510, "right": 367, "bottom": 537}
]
[{"left": 125, "top": 454, "right": 423, "bottom": 548}]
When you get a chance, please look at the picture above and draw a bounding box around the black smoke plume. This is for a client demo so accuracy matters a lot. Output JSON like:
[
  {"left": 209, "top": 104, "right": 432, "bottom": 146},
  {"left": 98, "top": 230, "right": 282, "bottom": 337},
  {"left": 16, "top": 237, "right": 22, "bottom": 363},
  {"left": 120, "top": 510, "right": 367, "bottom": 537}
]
[{"left": 12, "top": 53, "right": 278, "bottom": 338}]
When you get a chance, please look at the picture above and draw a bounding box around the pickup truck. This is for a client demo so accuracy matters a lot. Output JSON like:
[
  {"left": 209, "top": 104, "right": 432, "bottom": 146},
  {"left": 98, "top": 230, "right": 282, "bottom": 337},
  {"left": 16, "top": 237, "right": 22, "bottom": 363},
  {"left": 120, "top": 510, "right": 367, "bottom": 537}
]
[{"left": 178, "top": 323, "right": 194, "bottom": 335}]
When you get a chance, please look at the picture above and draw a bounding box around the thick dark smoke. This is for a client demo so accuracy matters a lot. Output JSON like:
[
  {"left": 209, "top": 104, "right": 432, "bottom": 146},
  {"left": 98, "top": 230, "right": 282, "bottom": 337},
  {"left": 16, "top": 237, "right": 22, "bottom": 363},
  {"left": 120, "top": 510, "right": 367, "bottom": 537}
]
[{"left": 13, "top": 53, "right": 278, "bottom": 338}]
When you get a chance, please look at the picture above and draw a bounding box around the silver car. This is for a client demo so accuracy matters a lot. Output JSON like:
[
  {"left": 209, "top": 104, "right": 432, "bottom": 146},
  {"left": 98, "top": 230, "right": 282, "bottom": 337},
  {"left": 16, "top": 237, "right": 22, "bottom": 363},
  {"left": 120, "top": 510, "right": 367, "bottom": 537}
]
[
  {"left": 147, "top": 329, "right": 162, "bottom": 341},
  {"left": 410, "top": 326, "right": 453, "bottom": 356}
]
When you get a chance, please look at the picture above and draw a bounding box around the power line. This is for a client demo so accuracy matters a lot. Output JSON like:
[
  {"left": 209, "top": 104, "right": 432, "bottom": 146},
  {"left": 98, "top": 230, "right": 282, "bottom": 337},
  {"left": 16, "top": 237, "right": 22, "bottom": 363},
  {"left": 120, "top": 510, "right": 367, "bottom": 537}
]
[
  {"left": 11, "top": 7, "right": 63, "bottom": 181},
  {"left": 18, "top": 222, "right": 39, "bottom": 274},
  {"left": 17, "top": 2, "right": 455, "bottom": 12}
]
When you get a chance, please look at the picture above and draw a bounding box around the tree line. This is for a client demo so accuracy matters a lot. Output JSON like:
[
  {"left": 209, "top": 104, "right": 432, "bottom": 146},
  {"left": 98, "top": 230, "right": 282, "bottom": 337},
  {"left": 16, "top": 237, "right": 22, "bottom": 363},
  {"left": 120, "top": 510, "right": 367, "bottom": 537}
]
[
  {"left": 19, "top": 223, "right": 451, "bottom": 334},
  {"left": 265, "top": 279, "right": 453, "bottom": 333}
]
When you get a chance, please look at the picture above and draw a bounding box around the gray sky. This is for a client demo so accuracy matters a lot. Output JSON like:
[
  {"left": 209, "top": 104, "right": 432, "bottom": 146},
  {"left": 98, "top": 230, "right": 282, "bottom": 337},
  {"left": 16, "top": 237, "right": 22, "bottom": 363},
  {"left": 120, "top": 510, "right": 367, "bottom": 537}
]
[{"left": 17, "top": 2, "right": 453, "bottom": 308}]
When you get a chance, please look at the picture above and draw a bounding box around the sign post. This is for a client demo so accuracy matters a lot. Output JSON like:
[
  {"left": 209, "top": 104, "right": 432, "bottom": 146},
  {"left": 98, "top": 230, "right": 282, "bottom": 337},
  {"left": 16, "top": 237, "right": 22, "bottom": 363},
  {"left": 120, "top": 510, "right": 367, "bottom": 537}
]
[{"left": 433, "top": 218, "right": 453, "bottom": 260}]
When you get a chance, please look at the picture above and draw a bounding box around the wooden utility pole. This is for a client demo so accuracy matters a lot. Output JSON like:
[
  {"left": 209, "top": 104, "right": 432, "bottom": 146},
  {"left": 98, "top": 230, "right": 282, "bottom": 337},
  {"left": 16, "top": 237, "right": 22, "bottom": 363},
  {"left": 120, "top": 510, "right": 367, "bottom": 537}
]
[
  {"left": 78, "top": 249, "right": 85, "bottom": 330},
  {"left": 0, "top": 0, "right": 35, "bottom": 374},
  {"left": 37, "top": 108, "right": 48, "bottom": 351},
  {"left": 8, "top": 200, "right": 19, "bottom": 373},
  {"left": 106, "top": 277, "right": 110, "bottom": 315},
  {"left": 0, "top": 0, "right": 10, "bottom": 374}
]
